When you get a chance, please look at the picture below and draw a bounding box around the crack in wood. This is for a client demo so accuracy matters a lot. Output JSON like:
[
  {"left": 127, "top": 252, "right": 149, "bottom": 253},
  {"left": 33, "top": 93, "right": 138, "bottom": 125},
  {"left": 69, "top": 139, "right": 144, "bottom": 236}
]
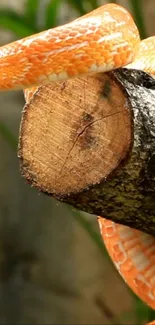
[{"left": 58, "top": 109, "right": 125, "bottom": 176}]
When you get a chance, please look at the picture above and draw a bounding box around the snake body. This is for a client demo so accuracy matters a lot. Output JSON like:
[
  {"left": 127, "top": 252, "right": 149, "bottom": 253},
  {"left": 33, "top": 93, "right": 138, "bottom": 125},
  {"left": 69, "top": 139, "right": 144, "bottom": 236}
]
[
  {"left": 0, "top": 3, "right": 155, "bottom": 324},
  {"left": 0, "top": 3, "right": 140, "bottom": 90}
]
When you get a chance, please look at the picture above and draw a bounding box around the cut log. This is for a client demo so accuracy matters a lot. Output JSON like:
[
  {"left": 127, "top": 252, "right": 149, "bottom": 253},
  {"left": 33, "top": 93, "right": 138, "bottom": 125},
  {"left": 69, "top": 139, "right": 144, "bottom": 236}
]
[{"left": 18, "top": 69, "right": 155, "bottom": 236}]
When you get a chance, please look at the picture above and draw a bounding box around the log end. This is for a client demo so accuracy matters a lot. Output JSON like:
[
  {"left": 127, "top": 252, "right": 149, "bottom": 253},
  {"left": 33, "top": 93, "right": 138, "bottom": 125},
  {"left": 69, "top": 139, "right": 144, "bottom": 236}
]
[{"left": 18, "top": 73, "right": 132, "bottom": 197}]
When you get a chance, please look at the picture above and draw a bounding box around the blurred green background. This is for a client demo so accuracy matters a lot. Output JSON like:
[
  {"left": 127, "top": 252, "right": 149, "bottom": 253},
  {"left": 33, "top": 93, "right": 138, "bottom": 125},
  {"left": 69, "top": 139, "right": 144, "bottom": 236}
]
[{"left": 0, "top": 0, "right": 154, "bottom": 324}]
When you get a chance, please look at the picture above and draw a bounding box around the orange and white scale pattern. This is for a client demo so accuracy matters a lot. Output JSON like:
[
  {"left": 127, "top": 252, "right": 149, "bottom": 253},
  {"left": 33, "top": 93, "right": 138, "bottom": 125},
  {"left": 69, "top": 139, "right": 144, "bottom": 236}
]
[
  {"left": 0, "top": 4, "right": 139, "bottom": 91},
  {"left": 126, "top": 36, "right": 155, "bottom": 75},
  {"left": 98, "top": 217, "right": 155, "bottom": 311},
  {"left": 24, "top": 36, "right": 155, "bottom": 103}
]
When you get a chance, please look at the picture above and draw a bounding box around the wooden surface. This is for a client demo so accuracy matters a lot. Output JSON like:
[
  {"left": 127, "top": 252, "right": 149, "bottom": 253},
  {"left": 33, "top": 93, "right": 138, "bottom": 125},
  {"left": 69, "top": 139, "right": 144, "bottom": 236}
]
[{"left": 19, "top": 73, "right": 131, "bottom": 195}]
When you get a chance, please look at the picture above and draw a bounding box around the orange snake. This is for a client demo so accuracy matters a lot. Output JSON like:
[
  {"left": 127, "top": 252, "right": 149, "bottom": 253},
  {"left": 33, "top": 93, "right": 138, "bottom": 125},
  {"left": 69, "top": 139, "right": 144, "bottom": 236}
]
[{"left": 0, "top": 3, "right": 155, "bottom": 324}]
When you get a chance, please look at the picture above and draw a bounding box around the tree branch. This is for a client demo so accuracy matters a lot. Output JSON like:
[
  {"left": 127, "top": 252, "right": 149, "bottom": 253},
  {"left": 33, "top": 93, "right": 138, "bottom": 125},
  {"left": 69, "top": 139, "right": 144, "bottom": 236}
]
[{"left": 18, "top": 69, "right": 155, "bottom": 236}]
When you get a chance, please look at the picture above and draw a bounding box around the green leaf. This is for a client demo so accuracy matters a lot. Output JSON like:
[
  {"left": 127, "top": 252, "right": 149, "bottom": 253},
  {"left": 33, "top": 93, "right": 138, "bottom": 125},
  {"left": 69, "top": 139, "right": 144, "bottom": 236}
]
[
  {"left": 87, "top": 0, "right": 98, "bottom": 10},
  {"left": 0, "top": 121, "right": 17, "bottom": 150},
  {"left": 0, "top": 10, "right": 36, "bottom": 38},
  {"left": 71, "top": 209, "right": 109, "bottom": 256},
  {"left": 24, "top": 0, "right": 40, "bottom": 29},
  {"left": 147, "top": 308, "right": 155, "bottom": 324},
  {"left": 129, "top": 0, "right": 147, "bottom": 39},
  {"left": 45, "top": 0, "right": 62, "bottom": 29},
  {"left": 67, "top": 0, "right": 86, "bottom": 15},
  {"left": 133, "top": 294, "right": 151, "bottom": 324}
]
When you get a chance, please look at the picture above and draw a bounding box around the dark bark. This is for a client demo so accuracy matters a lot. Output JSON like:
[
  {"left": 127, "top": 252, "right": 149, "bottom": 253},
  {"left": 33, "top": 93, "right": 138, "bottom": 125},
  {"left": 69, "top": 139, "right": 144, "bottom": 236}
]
[
  {"left": 62, "top": 69, "right": 155, "bottom": 236},
  {"left": 19, "top": 69, "right": 155, "bottom": 236}
]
